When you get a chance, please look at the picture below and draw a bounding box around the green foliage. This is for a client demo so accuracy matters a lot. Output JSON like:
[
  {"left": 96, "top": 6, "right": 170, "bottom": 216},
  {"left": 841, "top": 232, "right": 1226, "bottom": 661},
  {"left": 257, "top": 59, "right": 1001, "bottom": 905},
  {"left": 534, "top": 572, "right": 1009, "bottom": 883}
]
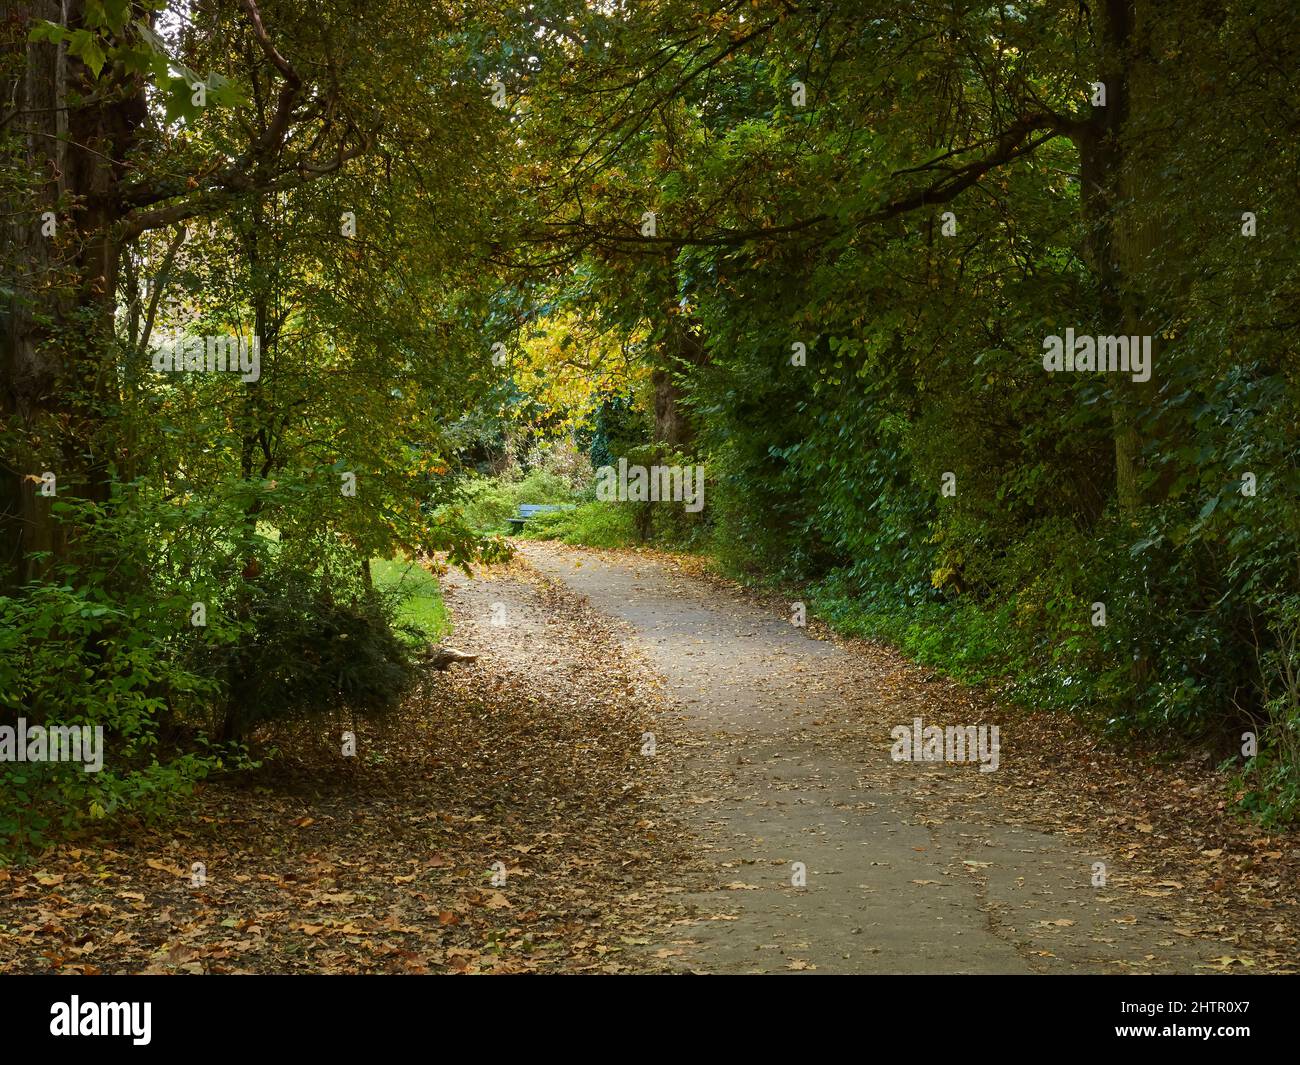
[
  {"left": 0, "top": 579, "right": 219, "bottom": 859},
  {"left": 616, "top": 444, "right": 710, "bottom": 548},
  {"left": 522, "top": 502, "right": 638, "bottom": 548},
  {"left": 1228, "top": 599, "right": 1300, "bottom": 826},
  {"left": 501, "top": 0, "right": 1300, "bottom": 819},
  {"left": 369, "top": 558, "right": 451, "bottom": 643},
  {"left": 3, "top": 0, "right": 518, "bottom": 850},
  {"left": 200, "top": 556, "right": 415, "bottom": 740},
  {"left": 6, "top": 0, "right": 1300, "bottom": 846},
  {"left": 450, "top": 469, "right": 578, "bottom": 533},
  {"left": 589, "top": 395, "right": 646, "bottom": 470}
]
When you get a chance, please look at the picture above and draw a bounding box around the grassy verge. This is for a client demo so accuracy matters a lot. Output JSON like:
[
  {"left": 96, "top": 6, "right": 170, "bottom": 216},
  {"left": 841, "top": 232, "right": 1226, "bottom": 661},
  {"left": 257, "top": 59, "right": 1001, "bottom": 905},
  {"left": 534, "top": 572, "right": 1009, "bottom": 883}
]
[
  {"left": 370, "top": 557, "right": 451, "bottom": 642},
  {"left": 519, "top": 501, "right": 639, "bottom": 547}
]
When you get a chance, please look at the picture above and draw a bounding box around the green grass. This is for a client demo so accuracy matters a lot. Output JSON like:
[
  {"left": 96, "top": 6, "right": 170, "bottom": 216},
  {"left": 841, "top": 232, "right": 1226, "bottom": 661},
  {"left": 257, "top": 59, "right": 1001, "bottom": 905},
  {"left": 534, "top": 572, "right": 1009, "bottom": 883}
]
[
  {"left": 370, "top": 557, "right": 451, "bottom": 642},
  {"left": 521, "top": 501, "right": 639, "bottom": 547}
]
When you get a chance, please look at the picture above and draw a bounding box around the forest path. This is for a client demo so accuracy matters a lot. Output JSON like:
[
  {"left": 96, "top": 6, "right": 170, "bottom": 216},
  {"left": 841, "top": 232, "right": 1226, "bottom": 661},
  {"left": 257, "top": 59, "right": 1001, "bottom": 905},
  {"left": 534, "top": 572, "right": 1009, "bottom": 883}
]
[{"left": 447, "top": 541, "right": 1231, "bottom": 975}]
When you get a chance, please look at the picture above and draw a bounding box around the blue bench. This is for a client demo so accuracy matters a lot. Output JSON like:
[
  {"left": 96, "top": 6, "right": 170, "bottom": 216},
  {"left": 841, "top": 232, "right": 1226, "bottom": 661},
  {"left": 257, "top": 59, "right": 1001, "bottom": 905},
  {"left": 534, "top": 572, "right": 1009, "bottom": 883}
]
[{"left": 506, "top": 503, "right": 574, "bottom": 534}]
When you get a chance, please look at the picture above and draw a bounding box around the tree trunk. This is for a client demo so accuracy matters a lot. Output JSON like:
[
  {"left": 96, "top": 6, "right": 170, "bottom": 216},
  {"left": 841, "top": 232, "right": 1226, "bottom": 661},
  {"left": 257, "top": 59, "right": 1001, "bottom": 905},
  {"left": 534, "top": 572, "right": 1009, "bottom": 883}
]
[
  {"left": 1, "top": 1, "right": 139, "bottom": 587},
  {"left": 652, "top": 318, "right": 706, "bottom": 447},
  {"left": 1077, "top": 0, "right": 1163, "bottom": 516},
  {"left": 1077, "top": 0, "right": 1167, "bottom": 693},
  {"left": 3, "top": 0, "right": 67, "bottom": 587}
]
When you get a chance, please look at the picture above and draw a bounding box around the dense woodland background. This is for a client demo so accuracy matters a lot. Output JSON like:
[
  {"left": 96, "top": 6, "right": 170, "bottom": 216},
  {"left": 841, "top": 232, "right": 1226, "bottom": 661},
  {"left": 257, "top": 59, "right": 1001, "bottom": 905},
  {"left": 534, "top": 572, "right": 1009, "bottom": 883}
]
[{"left": 2, "top": 0, "right": 1298, "bottom": 856}]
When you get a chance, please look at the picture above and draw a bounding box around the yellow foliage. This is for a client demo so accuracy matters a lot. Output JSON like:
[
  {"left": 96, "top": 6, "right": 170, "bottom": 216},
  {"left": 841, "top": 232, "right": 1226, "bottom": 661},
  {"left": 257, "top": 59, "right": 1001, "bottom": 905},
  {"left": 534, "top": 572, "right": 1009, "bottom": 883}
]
[{"left": 513, "top": 310, "right": 648, "bottom": 434}]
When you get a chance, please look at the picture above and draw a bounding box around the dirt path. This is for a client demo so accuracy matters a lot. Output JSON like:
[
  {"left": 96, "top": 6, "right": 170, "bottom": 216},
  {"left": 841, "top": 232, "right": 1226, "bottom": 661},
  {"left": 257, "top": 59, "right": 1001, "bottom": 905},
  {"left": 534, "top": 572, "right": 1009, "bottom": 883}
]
[{"left": 457, "top": 541, "right": 1253, "bottom": 975}]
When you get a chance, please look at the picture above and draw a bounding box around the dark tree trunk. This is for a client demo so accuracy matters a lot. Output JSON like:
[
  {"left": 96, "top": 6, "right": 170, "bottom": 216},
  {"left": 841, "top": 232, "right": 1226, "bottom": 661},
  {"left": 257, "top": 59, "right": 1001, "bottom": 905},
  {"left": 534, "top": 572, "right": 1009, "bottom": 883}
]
[
  {"left": 1, "top": 1, "right": 141, "bottom": 588},
  {"left": 652, "top": 319, "right": 707, "bottom": 447},
  {"left": 1076, "top": 0, "right": 1166, "bottom": 516}
]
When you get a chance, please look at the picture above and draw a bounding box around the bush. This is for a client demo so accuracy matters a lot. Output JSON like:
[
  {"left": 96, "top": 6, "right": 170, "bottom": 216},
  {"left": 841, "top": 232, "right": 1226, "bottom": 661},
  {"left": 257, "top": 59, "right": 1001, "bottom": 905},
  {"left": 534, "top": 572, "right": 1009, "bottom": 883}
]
[
  {"left": 0, "top": 582, "right": 220, "bottom": 859},
  {"left": 198, "top": 557, "right": 417, "bottom": 741},
  {"left": 522, "top": 501, "right": 638, "bottom": 547},
  {"left": 451, "top": 468, "right": 577, "bottom": 532},
  {"left": 1232, "top": 599, "right": 1300, "bottom": 825}
]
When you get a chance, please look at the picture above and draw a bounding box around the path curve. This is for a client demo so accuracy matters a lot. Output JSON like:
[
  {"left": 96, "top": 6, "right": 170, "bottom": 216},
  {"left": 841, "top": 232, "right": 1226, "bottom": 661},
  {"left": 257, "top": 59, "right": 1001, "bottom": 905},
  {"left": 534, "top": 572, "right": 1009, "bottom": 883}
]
[{"left": 509, "top": 542, "right": 1222, "bottom": 975}]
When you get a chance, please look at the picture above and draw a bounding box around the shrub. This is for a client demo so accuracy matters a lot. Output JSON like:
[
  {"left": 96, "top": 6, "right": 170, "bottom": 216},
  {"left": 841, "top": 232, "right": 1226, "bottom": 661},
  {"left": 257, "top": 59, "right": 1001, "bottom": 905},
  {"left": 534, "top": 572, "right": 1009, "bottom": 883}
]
[
  {"left": 450, "top": 468, "right": 577, "bottom": 532},
  {"left": 523, "top": 501, "right": 638, "bottom": 547},
  {"left": 0, "top": 582, "right": 220, "bottom": 858},
  {"left": 197, "top": 557, "right": 417, "bottom": 741}
]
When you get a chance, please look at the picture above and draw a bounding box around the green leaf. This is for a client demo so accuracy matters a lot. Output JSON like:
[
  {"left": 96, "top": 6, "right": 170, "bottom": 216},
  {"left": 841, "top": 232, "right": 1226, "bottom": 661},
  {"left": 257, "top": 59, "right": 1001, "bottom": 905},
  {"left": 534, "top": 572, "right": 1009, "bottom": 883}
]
[
  {"left": 84, "top": 0, "right": 109, "bottom": 29},
  {"left": 163, "top": 76, "right": 204, "bottom": 124},
  {"left": 134, "top": 17, "right": 168, "bottom": 53},
  {"left": 28, "top": 21, "right": 68, "bottom": 45},
  {"left": 67, "top": 28, "right": 107, "bottom": 78}
]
